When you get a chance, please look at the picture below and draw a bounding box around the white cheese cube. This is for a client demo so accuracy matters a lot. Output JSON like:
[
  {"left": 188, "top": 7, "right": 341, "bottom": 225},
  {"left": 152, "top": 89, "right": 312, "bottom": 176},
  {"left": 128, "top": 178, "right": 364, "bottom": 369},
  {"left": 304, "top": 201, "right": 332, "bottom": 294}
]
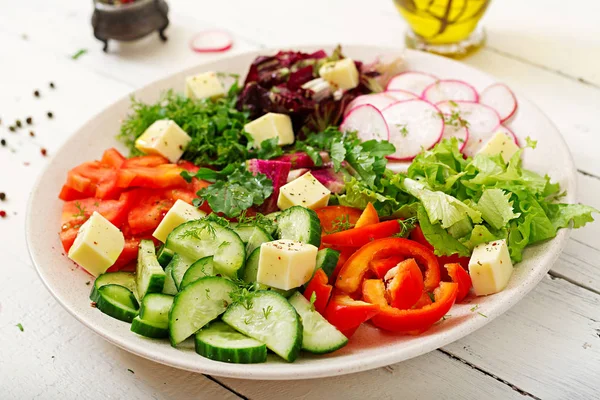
[
  {"left": 468, "top": 239, "right": 514, "bottom": 296},
  {"left": 244, "top": 113, "right": 295, "bottom": 147},
  {"left": 256, "top": 240, "right": 318, "bottom": 290},
  {"left": 277, "top": 172, "right": 331, "bottom": 211},
  {"left": 184, "top": 71, "right": 225, "bottom": 100},
  {"left": 135, "top": 120, "right": 192, "bottom": 163},
  {"left": 477, "top": 131, "right": 520, "bottom": 163},
  {"left": 152, "top": 199, "right": 206, "bottom": 242},
  {"left": 68, "top": 212, "right": 125, "bottom": 277},
  {"left": 318, "top": 58, "right": 359, "bottom": 90}
]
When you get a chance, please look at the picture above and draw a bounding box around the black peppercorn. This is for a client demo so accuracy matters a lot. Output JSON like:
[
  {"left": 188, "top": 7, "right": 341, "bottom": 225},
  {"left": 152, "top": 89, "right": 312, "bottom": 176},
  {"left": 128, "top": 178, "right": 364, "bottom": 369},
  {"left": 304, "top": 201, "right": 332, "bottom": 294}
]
[
  {"left": 9, "top": 126, "right": 15, "bottom": 132},
  {"left": 0, "top": 139, "right": 6, "bottom": 146},
  {"left": 49, "top": 82, "right": 55, "bottom": 89},
  {"left": 47, "top": 112, "right": 53, "bottom": 119},
  {"left": 0, "top": 193, "right": 5, "bottom": 201},
  {"left": 26, "top": 117, "right": 32, "bottom": 125},
  {"left": 34, "top": 90, "right": 40, "bottom": 97},
  {"left": 15, "top": 120, "right": 22, "bottom": 128}
]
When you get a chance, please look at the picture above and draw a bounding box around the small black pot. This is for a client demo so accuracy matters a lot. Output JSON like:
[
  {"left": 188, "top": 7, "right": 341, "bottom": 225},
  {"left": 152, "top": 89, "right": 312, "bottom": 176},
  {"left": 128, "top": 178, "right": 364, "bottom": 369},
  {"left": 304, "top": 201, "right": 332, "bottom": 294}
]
[{"left": 92, "top": 0, "right": 169, "bottom": 52}]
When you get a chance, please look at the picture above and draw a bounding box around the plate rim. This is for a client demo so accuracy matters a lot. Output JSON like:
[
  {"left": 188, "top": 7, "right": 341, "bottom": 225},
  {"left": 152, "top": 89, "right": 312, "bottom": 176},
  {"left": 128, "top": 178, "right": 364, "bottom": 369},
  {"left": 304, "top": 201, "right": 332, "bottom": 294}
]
[{"left": 26, "top": 45, "right": 576, "bottom": 380}]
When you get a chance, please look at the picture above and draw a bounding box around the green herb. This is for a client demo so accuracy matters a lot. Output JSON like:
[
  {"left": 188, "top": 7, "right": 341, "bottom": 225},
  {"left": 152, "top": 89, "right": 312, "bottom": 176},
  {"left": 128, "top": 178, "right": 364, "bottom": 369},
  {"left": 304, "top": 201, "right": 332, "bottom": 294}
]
[
  {"left": 253, "top": 137, "right": 284, "bottom": 160},
  {"left": 396, "top": 123, "right": 409, "bottom": 137},
  {"left": 230, "top": 287, "right": 255, "bottom": 310},
  {"left": 427, "top": 292, "right": 435, "bottom": 302},
  {"left": 442, "top": 314, "right": 451, "bottom": 320},
  {"left": 127, "top": 368, "right": 134, "bottom": 374},
  {"left": 262, "top": 305, "right": 273, "bottom": 319},
  {"left": 395, "top": 216, "right": 417, "bottom": 238},
  {"left": 16, "top": 323, "right": 24, "bottom": 332},
  {"left": 235, "top": 212, "right": 277, "bottom": 235},
  {"left": 309, "top": 292, "right": 317, "bottom": 311},
  {"left": 328, "top": 214, "right": 354, "bottom": 234},
  {"left": 205, "top": 288, "right": 211, "bottom": 299},
  {"left": 72, "top": 201, "right": 87, "bottom": 218},
  {"left": 525, "top": 136, "right": 538, "bottom": 149},
  {"left": 470, "top": 305, "right": 479, "bottom": 312},
  {"left": 478, "top": 312, "right": 488, "bottom": 318},
  {"left": 444, "top": 111, "right": 469, "bottom": 128},
  {"left": 244, "top": 316, "right": 252, "bottom": 324},
  {"left": 178, "top": 221, "right": 217, "bottom": 240},
  {"left": 71, "top": 49, "right": 88, "bottom": 60},
  {"left": 119, "top": 86, "right": 250, "bottom": 168}
]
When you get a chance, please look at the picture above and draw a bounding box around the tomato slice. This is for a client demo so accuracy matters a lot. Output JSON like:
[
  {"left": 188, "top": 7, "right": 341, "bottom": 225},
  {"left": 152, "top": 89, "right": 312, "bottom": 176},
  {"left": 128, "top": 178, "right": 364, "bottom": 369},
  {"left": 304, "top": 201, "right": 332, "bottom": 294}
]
[
  {"left": 315, "top": 206, "right": 362, "bottom": 235},
  {"left": 336, "top": 237, "right": 441, "bottom": 294},
  {"left": 121, "top": 155, "right": 169, "bottom": 168},
  {"left": 354, "top": 203, "right": 379, "bottom": 228},
  {"left": 58, "top": 184, "right": 89, "bottom": 201},
  {"left": 321, "top": 220, "right": 401, "bottom": 248},
  {"left": 303, "top": 269, "right": 332, "bottom": 315},
  {"left": 324, "top": 289, "right": 380, "bottom": 336},
  {"left": 126, "top": 189, "right": 175, "bottom": 235},
  {"left": 385, "top": 258, "right": 424, "bottom": 310},
  {"left": 117, "top": 164, "right": 186, "bottom": 189},
  {"left": 444, "top": 263, "right": 472, "bottom": 302},
  {"left": 362, "top": 279, "right": 458, "bottom": 334},
  {"left": 100, "top": 148, "right": 126, "bottom": 168}
]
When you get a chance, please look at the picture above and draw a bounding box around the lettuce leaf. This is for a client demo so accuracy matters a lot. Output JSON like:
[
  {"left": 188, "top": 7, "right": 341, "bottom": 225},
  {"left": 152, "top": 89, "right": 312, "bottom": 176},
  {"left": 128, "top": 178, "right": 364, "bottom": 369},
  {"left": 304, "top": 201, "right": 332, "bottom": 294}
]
[
  {"left": 417, "top": 205, "right": 471, "bottom": 257},
  {"left": 476, "top": 189, "right": 520, "bottom": 230}
]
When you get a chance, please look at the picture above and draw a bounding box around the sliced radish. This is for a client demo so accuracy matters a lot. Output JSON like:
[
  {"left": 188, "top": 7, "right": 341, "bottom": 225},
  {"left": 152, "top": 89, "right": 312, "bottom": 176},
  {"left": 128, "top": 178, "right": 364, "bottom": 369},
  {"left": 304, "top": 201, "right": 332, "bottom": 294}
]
[
  {"left": 422, "top": 80, "right": 479, "bottom": 103},
  {"left": 494, "top": 124, "right": 519, "bottom": 146},
  {"left": 190, "top": 30, "right": 233, "bottom": 53},
  {"left": 479, "top": 83, "right": 518, "bottom": 122},
  {"left": 436, "top": 101, "right": 501, "bottom": 134},
  {"left": 341, "top": 104, "right": 390, "bottom": 142},
  {"left": 344, "top": 93, "right": 397, "bottom": 116},
  {"left": 385, "top": 89, "right": 419, "bottom": 102},
  {"left": 381, "top": 100, "right": 444, "bottom": 161},
  {"left": 385, "top": 71, "right": 438, "bottom": 96},
  {"left": 441, "top": 117, "right": 469, "bottom": 152}
]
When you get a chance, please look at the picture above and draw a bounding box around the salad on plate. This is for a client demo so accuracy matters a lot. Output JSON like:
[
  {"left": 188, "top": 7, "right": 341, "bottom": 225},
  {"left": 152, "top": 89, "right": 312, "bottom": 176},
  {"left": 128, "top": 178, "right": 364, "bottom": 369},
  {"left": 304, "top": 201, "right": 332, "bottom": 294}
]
[{"left": 57, "top": 46, "right": 597, "bottom": 364}]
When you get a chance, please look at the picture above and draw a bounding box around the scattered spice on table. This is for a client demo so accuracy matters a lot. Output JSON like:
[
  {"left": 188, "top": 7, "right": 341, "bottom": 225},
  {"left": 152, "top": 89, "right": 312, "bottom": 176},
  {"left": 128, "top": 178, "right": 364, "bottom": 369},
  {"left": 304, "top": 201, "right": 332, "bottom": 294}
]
[
  {"left": 47, "top": 112, "right": 53, "bottom": 119},
  {"left": 71, "top": 49, "right": 88, "bottom": 60},
  {"left": 0, "top": 193, "right": 6, "bottom": 201},
  {"left": 34, "top": 90, "right": 40, "bottom": 97},
  {"left": 85, "top": 281, "right": 90, "bottom": 285},
  {"left": 15, "top": 120, "right": 22, "bottom": 128},
  {"left": 127, "top": 369, "right": 135, "bottom": 374},
  {"left": 9, "top": 126, "right": 15, "bottom": 132},
  {"left": 91, "top": 302, "right": 97, "bottom": 308},
  {"left": 23, "top": 162, "right": 30, "bottom": 166},
  {"left": 49, "top": 82, "right": 55, "bottom": 89},
  {"left": 15, "top": 323, "right": 24, "bottom": 332},
  {"left": 26, "top": 117, "right": 32, "bottom": 125},
  {"left": 29, "top": 131, "right": 35, "bottom": 137},
  {"left": 0, "top": 211, "right": 6, "bottom": 218},
  {"left": 41, "top": 148, "right": 48, "bottom": 156},
  {"left": 1, "top": 139, "right": 6, "bottom": 146}
]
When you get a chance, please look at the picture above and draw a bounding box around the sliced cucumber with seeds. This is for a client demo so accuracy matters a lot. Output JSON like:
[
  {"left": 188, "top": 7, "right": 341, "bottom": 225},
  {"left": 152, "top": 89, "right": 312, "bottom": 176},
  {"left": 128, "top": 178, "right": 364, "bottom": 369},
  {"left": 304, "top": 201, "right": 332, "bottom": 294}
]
[
  {"left": 131, "top": 316, "right": 168, "bottom": 338},
  {"left": 168, "top": 253, "right": 194, "bottom": 290},
  {"left": 276, "top": 206, "right": 321, "bottom": 247},
  {"left": 157, "top": 245, "right": 175, "bottom": 267},
  {"left": 288, "top": 292, "right": 348, "bottom": 354},
  {"left": 232, "top": 225, "right": 273, "bottom": 255},
  {"left": 315, "top": 248, "right": 340, "bottom": 279},
  {"left": 222, "top": 291, "right": 302, "bottom": 362},
  {"left": 242, "top": 248, "right": 296, "bottom": 298},
  {"left": 136, "top": 240, "right": 166, "bottom": 299},
  {"left": 165, "top": 219, "right": 245, "bottom": 278},
  {"left": 95, "top": 284, "right": 139, "bottom": 323},
  {"left": 90, "top": 271, "right": 136, "bottom": 303},
  {"left": 162, "top": 262, "right": 178, "bottom": 295},
  {"left": 180, "top": 256, "right": 215, "bottom": 289},
  {"left": 168, "top": 276, "right": 237, "bottom": 346},
  {"left": 195, "top": 321, "right": 267, "bottom": 364}
]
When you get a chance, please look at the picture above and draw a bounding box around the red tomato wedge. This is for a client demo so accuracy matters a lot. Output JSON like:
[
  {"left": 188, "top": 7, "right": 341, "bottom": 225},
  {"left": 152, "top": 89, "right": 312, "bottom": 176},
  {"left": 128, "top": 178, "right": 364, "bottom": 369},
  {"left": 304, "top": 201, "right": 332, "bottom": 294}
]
[
  {"left": 59, "top": 184, "right": 89, "bottom": 201},
  {"left": 322, "top": 220, "right": 401, "bottom": 248},
  {"left": 126, "top": 189, "right": 175, "bottom": 235},
  {"left": 117, "top": 164, "right": 187, "bottom": 189},
  {"left": 303, "top": 269, "right": 332, "bottom": 315},
  {"left": 362, "top": 279, "right": 458, "bottom": 334},
  {"left": 324, "top": 290, "right": 380, "bottom": 337},
  {"left": 354, "top": 202, "right": 379, "bottom": 228},
  {"left": 100, "top": 148, "right": 126, "bottom": 168},
  {"left": 336, "top": 237, "right": 441, "bottom": 295},
  {"left": 315, "top": 206, "right": 362, "bottom": 235},
  {"left": 121, "top": 155, "right": 169, "bottom": 168},
  {"left": 385, "top": 258, "right": 424, "bottom": 310}
]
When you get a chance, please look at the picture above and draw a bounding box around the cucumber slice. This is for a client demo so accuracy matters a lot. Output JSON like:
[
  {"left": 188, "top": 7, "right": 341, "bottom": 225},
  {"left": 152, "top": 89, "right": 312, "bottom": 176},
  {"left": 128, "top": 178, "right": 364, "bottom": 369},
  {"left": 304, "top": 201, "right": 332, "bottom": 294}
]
[
  {"left": 162, "top": 262, "right": 178, "bottom": 295},
  {"left": 222, "top": 291, "right": 302, "bottom": 362},
  {"left": 168, "top": 253, "right": 194, "bottom": 290},
  {"left": 136, "top": 240, "right": 166, "bottom": 299},
  {"left": 288, "top": 292, "right": 348, "bottom": 354},
  {"left": 180, "top": 256, "right": 215, "bottom": 289},
  {"left": 90, "top": 271, "right": 136, "bottom": 303},
  {"left": 242, "top": 248, "right": 296, "bottom": 298},
  {"left": 232, "top": 225, "right": 273, "bottom": 256},
  {"left": 168, "top": 276, "right": 238, "bottom": 346},
  {"left": 95, "top": 284, "right": 139, "bottom": 323},
  {"left": 315, "top": 248, "right": 340, "bottom": 279},
  {"left": 195, "top": 321, "right": 267, "bottom": 364},
  {"left": 157, "top": 245, "right": 175, "bottom": 267},
  {"left": 139, "top": 293, "right": 173, "bottom": 326},
  {"left": 165, "top": 219, "right": 245, "bottom": 278},
  {"left": 131, "top": 316, "right": 168, "bottom": 338},
  {"left": 276, "top": 206, "right": 322, "bottom": 247}
]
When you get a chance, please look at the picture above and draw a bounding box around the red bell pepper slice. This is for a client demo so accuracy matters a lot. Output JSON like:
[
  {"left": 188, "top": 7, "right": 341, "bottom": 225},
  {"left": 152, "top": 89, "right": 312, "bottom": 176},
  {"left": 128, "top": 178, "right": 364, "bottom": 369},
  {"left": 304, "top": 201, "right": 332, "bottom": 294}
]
[
  {"left": 354, "top": 202, "right": 379, "bottom": 228},
  {"left": 303, "top": 269, "right": 332, "bottom": 315},
  {"left": 315, "top": 205, "right": 362, "bottom": 235},
  {"left": 369, "top": 255, "right": 404, "bottom": 279},
  {"left": 444, "top": 263, "right": 472, "bottom": 302},
  {"left": 385, "top": 258, "right": 424, "bottom": 310},
  {"left": 322, "top": 220, "right": 401, "bottom": 248},
  {"left": 324, "top": 290, "right": 380, "bottom": 337},
  {"left": 362, "top": 279, "right": 458, "bottom": 334},
  {"left": 412, "top": 291, "right": 433, "bottom": 309},
  {"left": 336, "top": 237, "right": 441, "bottom": 295}
]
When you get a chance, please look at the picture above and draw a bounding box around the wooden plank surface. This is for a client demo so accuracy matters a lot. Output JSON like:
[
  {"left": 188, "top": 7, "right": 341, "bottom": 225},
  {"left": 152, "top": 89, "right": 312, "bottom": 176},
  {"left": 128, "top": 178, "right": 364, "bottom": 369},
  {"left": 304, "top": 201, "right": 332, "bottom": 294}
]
[{"left": 0, "top": 0, "right": 599, "bottom": 399}]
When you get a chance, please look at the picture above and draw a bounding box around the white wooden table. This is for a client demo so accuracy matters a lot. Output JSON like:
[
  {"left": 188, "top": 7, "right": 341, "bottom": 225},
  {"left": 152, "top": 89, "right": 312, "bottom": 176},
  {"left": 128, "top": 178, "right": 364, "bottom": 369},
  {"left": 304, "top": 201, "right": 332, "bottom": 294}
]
[{"left": 1, "top": 1, "right": 599, "bottom": 398}]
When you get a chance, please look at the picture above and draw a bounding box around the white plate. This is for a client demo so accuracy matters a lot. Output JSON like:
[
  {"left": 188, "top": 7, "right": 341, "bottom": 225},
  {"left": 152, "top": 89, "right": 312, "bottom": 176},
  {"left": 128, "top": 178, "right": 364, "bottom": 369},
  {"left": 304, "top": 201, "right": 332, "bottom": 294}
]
[{"left": 26, "top": 45, "right": 576, "bottom": 380}]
